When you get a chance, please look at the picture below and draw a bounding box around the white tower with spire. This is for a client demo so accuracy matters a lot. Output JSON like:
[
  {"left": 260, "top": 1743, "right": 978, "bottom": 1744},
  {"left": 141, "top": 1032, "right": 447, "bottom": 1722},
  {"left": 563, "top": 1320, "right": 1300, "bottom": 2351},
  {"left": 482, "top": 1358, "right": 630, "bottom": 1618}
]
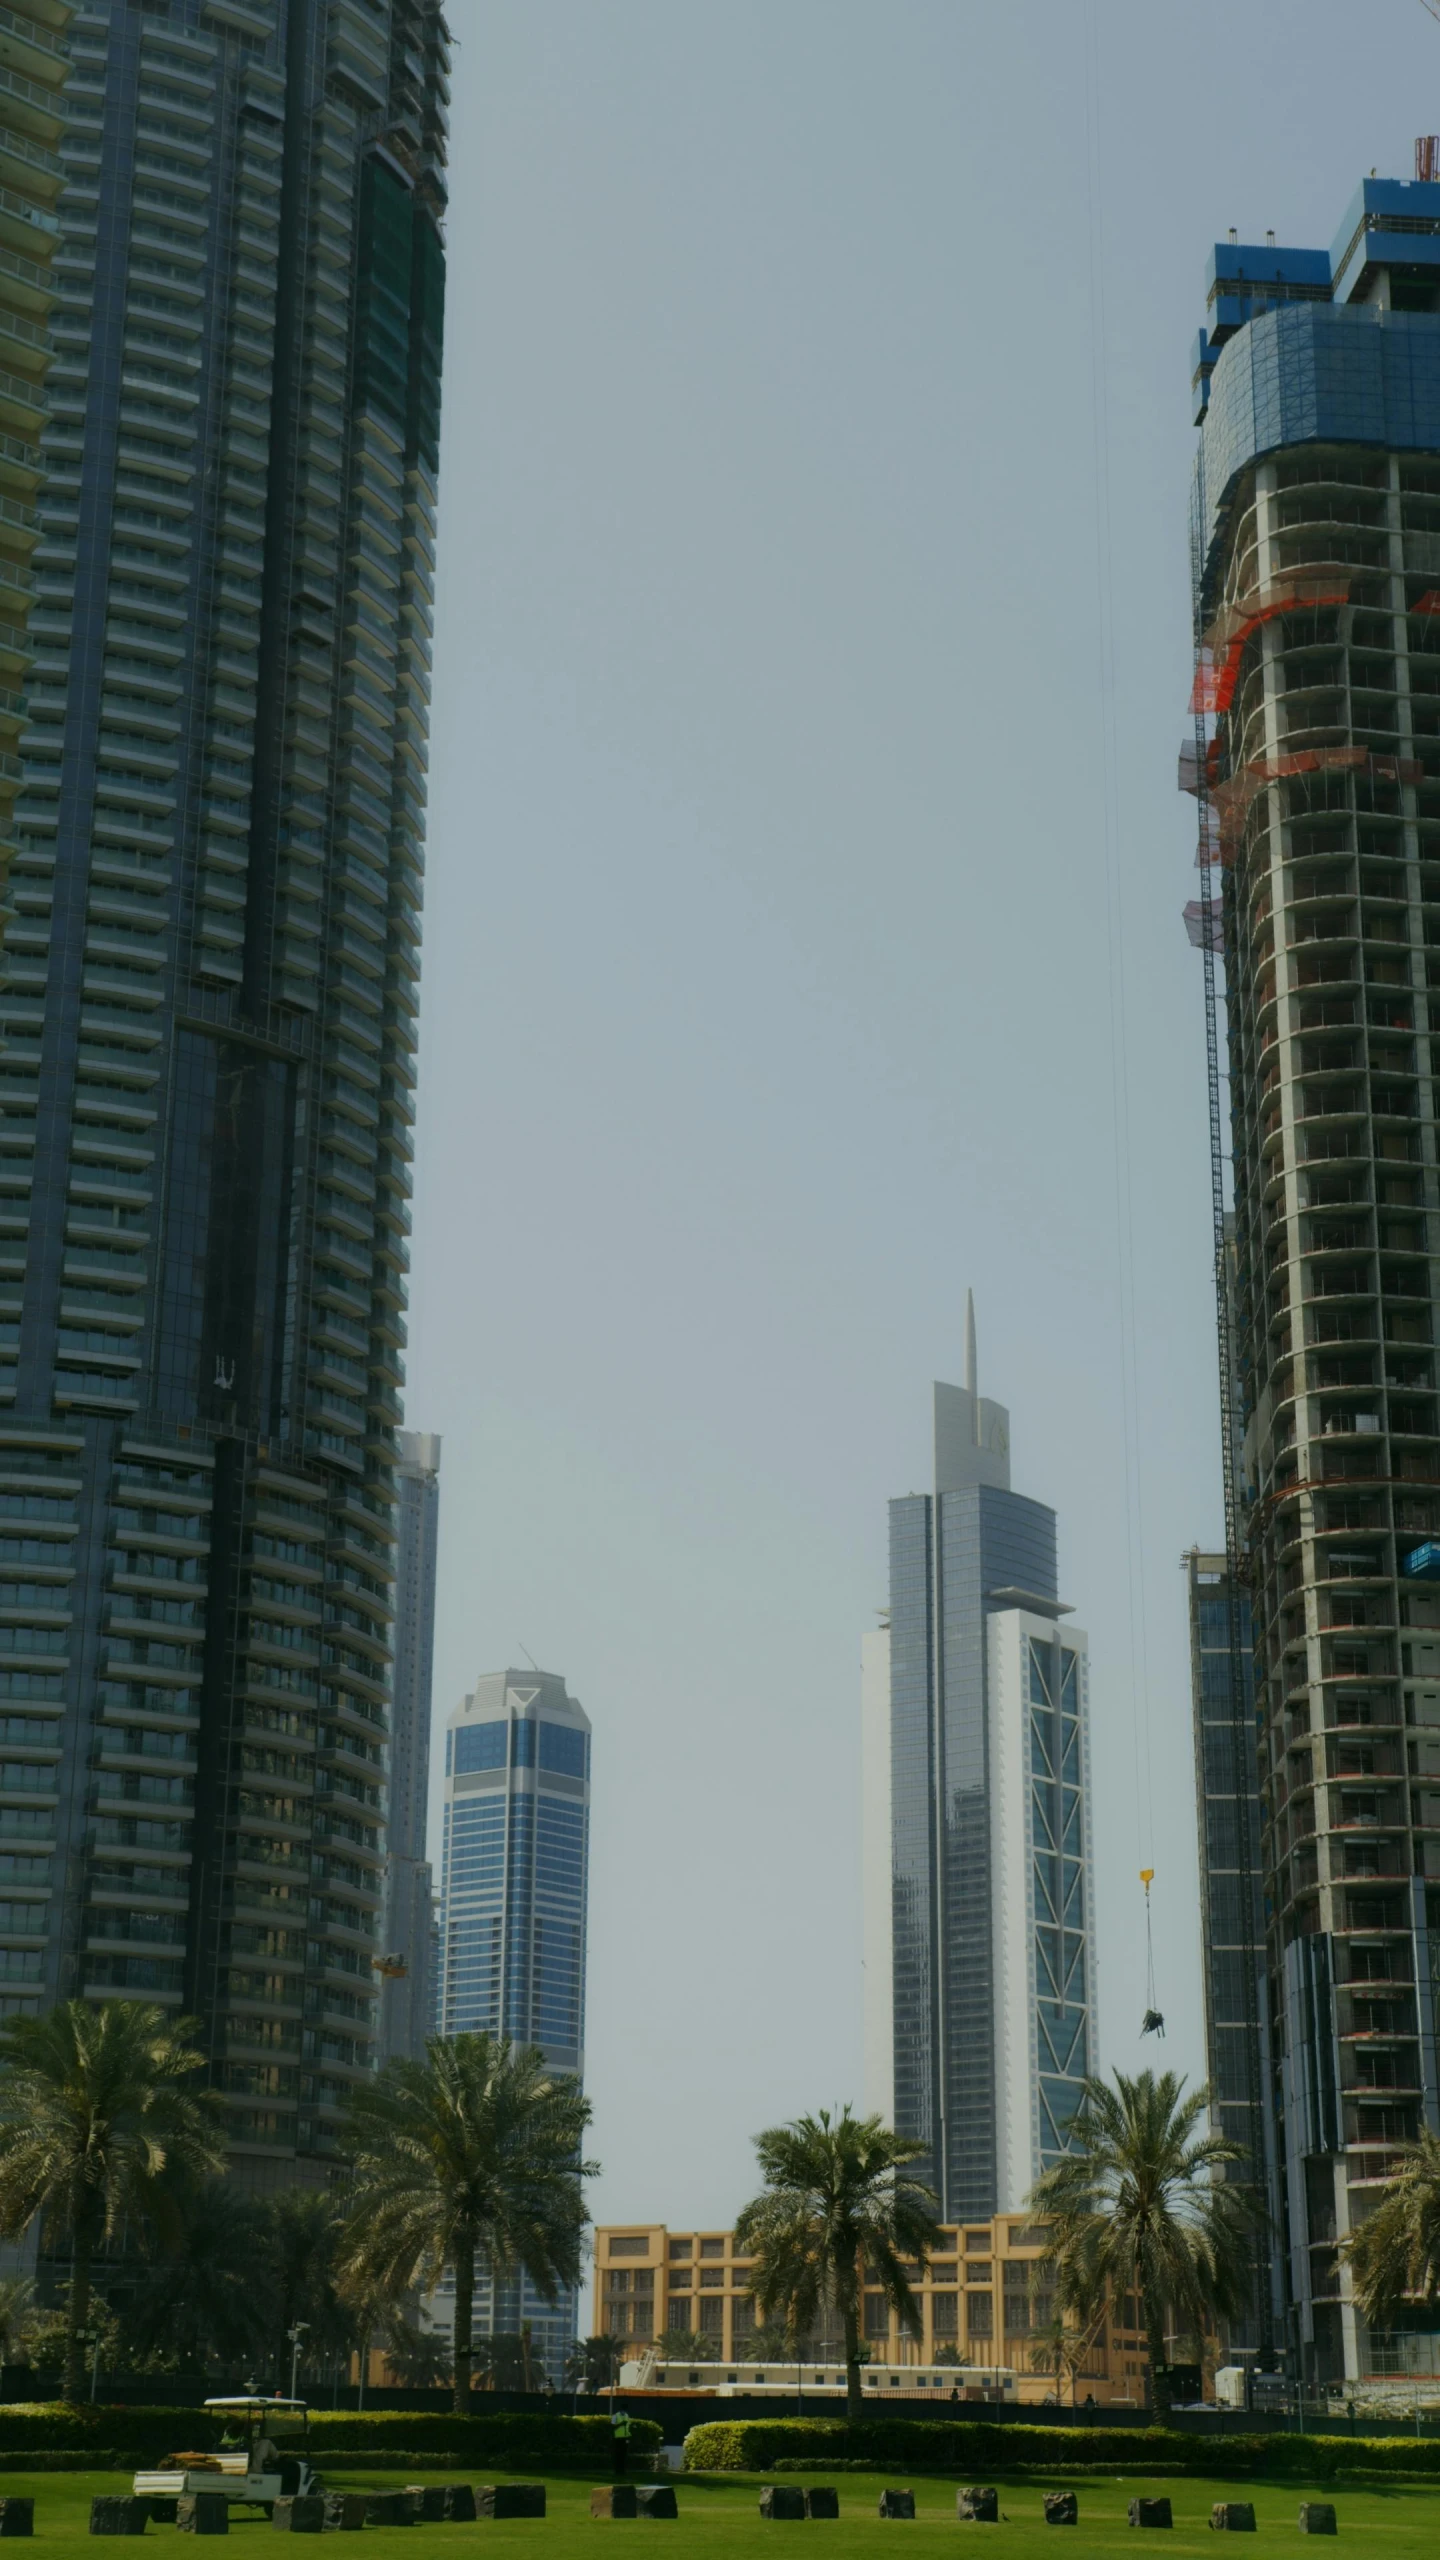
[
  {"left": 933, "top": 1289, "right": 1011, "bottom": 1494},
  {"left": 861, "top": 1300, "right": 1095, "bottom": 2215}
]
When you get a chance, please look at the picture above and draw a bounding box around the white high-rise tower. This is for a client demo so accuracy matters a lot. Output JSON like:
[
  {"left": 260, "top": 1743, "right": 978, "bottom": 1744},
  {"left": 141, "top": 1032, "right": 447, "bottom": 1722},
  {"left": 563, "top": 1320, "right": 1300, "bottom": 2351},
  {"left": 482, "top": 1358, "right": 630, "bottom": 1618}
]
[{"left": 862, "top": 1301, "right": 1097, "bottom": 2216}]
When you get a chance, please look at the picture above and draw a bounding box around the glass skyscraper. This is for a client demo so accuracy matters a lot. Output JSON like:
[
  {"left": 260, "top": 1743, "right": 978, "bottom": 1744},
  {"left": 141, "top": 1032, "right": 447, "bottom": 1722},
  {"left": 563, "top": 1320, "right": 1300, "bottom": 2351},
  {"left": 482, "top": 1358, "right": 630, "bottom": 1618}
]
[
  {"left": 377, "top": 1425, "right": 438, "bottom": 2062},
  {"left": 862, "top": 1304, "right": 1095, "bottom": 2219},
  {"left": 436, "top": 1667, "right": 591, "bottom": 2380},
  {"left": 0, "top": 0, "right": 448, "bottom": 2184},
  {"left": 1186, "top": 1546, "right": 1281, "bottom": 2356}
]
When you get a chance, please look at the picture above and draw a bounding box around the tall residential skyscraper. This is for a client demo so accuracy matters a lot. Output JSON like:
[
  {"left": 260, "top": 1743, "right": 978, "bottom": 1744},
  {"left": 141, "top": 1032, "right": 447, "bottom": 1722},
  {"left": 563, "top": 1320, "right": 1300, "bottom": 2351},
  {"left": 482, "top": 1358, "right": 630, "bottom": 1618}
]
[
  {"left": 0, "top": 0, "right": 448, "bottom": 2182},
  {"left": 1185, "top": 1546, "right": 1280, "bottom": 2355},
  {"left": 0, "top": 0, "right": 71, "bottom": 893},
  {"left": 437, "top": 1667, "right": 591, "bottom": 2379},
  {"left": 1187, "top": 169, "right": 1440, "bottom": 2383},
  {"left": 862, "top": 1303, "right": 1095, "bottom": 2220},
  {"left": 378, "top": 1426, "right": 438, "bottom": 2062}
]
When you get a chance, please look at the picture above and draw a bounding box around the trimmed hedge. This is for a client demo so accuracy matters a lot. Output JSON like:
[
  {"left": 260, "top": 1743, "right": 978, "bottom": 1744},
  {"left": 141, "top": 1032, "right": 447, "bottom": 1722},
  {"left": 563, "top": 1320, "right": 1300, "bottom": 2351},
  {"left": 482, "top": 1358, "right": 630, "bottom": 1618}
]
[
  {"left": 0, "top": 2409, "right": 658, "bottom": 2471},
  {"left": 0, "top": 2411, "right": 224, "bottom": 2462},
  {"left": 306, "top": 2414, "right": 659, "bottom": 2465},
  {"left": 681, "top": 2417, "right": 1440, "bottom": 2479}
]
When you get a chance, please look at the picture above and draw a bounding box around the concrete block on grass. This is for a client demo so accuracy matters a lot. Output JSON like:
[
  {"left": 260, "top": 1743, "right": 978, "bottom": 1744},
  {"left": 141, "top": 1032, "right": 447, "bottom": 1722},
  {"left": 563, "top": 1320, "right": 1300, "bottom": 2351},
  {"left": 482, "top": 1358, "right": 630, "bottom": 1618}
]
[
  {"left": 1044, "top": 2495, "right": 1078, "bottom": 2527},
  {"left": 271, "top": 2502, "right": 323, "bottom": 2535},
  {"left": 958, "top": 2489, "right": 999, "bottom": 2523},
  {"left": 176, "top": 2500, "right": 228, "bottom": 2536},
  {"left": 878, "top": 2492, "right": 915, "bottom": 2520},
  {"left": 759, "top": 2490, "right": 804, "bottom": 2521},
  {"left": 476, "top": 2488, "right": 545, "bottom": 2521},
  {"left": 1299, "top": 2512, "right": 1337, "bottom": 2538},
  {"left": 804, "top": 2493, "right": 839, "bottom": 2521},
  {"left": 591, "top": 2489, "right": 638, "bottom": 2519},
  {"left": 1211, "top": 2508, "right": 1256, "bottom": 2534},
  {"left": 321, "top": 2498, "right": 367, "bottom": 2533},
  {"left": 0, "top": 2503, "right": 32, "bottom": 2538},
  {"left": 443, "top": 2490, "right": 477, "bottom": 2523},
  {"left": 92, "top": 2500, "right": 149, "bottom": 2537},
  {"left": 1129, "top": 2502, "right": 1173, "bottom": 2531},
  {"left": 364, "top": 2497, "right": 411, "bottom": 2529},
  {"left": 634, "top": 2489, "right": 676, "bottom": 2520},
  {"left": 404, "top": 2491, "right": 447, "bottom": 2522}
]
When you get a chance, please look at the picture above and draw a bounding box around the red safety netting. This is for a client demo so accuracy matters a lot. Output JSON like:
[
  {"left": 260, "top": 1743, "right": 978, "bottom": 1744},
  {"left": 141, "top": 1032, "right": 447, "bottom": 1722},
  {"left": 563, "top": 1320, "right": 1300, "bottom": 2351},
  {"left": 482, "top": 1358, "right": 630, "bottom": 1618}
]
[
  {"left": 1209, "top": 747, "right": 1422, "bottom": 861},
  {"left": 1190, "top": 578, "right": 1352, "bottom": 716}
]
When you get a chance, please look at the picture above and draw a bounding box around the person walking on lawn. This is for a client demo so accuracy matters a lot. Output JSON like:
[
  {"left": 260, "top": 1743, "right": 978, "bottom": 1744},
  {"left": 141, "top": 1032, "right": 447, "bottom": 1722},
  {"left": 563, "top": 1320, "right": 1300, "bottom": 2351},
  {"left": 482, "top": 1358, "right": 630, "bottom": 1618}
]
[{"left": 611, "top": 2408, "right": 632, "bottom": 2477}]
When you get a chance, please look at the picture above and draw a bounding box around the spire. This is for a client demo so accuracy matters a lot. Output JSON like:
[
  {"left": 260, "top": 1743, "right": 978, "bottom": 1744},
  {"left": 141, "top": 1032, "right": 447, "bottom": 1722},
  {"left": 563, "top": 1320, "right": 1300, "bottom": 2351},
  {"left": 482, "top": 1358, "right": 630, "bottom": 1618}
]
[{"left": 964, "top": 1289, "right": 977, "bottom": 1402}]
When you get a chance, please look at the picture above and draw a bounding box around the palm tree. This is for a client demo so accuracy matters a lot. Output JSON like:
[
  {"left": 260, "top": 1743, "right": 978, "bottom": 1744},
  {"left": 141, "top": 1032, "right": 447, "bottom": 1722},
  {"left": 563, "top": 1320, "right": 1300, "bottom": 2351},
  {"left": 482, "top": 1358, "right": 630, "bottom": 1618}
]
[
  {"left": 1027, "top": 2067, "right": 1256, "bottom": 2414},
  {"left": 263, "top": 2188, "right": 353, "bottom": 2389},
  {"left": 733, "top": 2105, "right": 942, "bottom": 2423},
  {"left": 562, "top": 2333, "right": 623, "bottom": 2392},
  {"left": 0, "top": 2276, "right": 34, "bottom": 2370},
  {"left": 122, "top": 2177, "right": 270, "bottom": 2374},
  {"left": 0, "top": 1999, "right": 224, "bottom": 2401},
  {"left": 379, "top": 2308, "right": 453, "bottom": 2389},
  {"left": 655, "top": 2327, "right": 714, "bottom": 2361},
  {"left": 1340, "top": 2126, "right": 1440, "bottom": 2327},
  {"left": 339, "top": 2031, "right": 596, "bottom": 2415}
]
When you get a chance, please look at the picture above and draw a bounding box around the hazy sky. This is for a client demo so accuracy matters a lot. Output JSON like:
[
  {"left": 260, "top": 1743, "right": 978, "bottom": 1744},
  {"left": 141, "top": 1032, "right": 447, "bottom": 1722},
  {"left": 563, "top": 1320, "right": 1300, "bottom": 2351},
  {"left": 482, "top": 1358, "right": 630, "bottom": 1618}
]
[{"left": 409, "top": 0, "right": 1440, "bottom": 2235}]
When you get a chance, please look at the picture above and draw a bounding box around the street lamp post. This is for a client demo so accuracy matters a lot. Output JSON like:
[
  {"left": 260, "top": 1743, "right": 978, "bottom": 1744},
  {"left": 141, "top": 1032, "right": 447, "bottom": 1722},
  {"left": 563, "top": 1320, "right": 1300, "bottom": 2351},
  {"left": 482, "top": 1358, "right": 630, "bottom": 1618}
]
[{"left": 288, "top": 2323, "right": 310, "bottom": 2401}]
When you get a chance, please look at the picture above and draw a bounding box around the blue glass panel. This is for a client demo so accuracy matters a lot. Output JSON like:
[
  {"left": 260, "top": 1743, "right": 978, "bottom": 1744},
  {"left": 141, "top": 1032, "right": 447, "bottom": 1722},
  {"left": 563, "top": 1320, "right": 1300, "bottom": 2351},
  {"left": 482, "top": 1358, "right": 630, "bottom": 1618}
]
[
  {"left": 453, "top": 1721, "right": 506, "bottom": 1774},
  {"left": 538, "top": 1721, "right": 586, "bottom": 1779}
]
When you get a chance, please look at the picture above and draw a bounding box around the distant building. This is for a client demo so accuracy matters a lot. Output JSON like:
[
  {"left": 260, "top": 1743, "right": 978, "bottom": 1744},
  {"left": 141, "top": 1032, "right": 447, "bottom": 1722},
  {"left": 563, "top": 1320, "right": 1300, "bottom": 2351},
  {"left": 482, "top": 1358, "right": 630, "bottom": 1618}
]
[
  {"left": 436, "top": 1667, "right": 591, "bottom": 2381},
  {"left": 1186, "top": 1548, "right": 1282, "bottom": 2357},
  {"left": 590, "top": 2217, "right": 1149, "bottom": 2404},
  {"left": 862, "top": 1298, "right": 1096, "bottom": 2219},
  {"left": 378, "top": 1432, "right": 441, "bottom": 2064}
]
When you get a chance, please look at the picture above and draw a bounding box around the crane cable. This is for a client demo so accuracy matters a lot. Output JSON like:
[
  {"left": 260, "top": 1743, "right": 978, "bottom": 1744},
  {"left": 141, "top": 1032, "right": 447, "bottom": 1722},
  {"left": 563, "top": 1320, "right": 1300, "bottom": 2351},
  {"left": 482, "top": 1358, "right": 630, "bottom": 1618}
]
[
  {"left": 1139, "top": 1870, "right": 1164, "bottom": 2038},
  {"left": 1082, "top": 0, "right": 1156, "bottom": 1894}
]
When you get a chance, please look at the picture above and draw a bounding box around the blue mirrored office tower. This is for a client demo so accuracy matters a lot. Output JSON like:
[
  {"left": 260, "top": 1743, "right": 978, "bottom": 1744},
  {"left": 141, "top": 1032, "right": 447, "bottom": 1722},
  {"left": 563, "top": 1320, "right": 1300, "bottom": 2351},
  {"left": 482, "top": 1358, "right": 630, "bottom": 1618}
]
[{"left": 436, "top": 1668, "right": 590, "bottom": 2377}]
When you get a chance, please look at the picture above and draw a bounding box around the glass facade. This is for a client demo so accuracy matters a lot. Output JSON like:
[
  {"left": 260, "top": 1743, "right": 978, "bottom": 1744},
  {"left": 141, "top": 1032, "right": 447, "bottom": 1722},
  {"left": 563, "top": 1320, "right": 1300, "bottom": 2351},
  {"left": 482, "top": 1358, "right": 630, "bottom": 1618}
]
[
  {"left": 887, "top": 1459, "right": 1069, "bottom": 2219},
  {"left": 1186, "top": 1549, "right": 1280, "bottom": 2357},
  {"left": 377, "top": 1427, "right": 437, "bottom": 2063},
  {"left": 436, "top": 1668, "right": 590, "bottom": 2383},
  {"left": 1025, "top": 1631, "right": 1089, "bottom": 2165},
  {"left": 0, "top": 0, "right": 449, "bottom": 2180}
]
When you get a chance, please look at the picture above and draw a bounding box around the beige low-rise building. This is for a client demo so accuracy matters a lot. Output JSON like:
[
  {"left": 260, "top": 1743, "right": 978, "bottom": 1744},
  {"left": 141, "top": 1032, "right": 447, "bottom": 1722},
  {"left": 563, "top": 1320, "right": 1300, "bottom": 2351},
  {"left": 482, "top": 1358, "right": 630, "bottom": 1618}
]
[{"left": 592, "top": 2216, "right": 1155, "bottom": 2406}]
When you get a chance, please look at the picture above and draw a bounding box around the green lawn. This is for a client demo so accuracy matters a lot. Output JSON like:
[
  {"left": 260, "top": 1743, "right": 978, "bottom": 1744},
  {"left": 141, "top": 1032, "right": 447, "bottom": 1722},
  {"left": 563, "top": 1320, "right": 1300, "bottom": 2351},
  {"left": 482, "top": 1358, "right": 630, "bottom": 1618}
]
[{"left": 1, "top": 2468, "right": 1437, "bottom": 2558}]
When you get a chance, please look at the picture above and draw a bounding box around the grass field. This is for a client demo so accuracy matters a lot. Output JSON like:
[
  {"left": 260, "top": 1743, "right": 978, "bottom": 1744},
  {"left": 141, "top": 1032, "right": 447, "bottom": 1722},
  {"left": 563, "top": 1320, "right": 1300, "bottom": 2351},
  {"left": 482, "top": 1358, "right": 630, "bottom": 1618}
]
[{"left": 0, "top": 2469, "right": 1436, "bottom": 2559}]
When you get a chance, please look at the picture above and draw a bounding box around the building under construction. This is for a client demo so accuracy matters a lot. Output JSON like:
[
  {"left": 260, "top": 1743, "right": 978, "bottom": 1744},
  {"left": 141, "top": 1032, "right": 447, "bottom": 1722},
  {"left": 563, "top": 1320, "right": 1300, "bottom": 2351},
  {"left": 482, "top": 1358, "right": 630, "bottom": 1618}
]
[{"left": 1185, "top": 165, "right": 1440, "bottom": 2387}]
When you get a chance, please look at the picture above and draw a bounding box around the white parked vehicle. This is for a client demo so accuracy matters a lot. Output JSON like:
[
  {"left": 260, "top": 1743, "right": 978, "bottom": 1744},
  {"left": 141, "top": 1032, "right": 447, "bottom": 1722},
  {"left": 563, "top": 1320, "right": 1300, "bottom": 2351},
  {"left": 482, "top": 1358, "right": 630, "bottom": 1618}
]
[{"left": 134, "top": 2398, "right": 321, "bottom": 2511}]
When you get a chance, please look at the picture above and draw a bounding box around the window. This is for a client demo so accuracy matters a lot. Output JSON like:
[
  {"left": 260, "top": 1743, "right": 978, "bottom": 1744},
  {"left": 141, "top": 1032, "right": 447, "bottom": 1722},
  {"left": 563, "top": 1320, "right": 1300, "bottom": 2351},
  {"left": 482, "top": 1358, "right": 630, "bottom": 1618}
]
[
  {"left": 608, "top": 2234, "right": 649, "bottom": 2258},
  {"left": 966, "top": 2292, "right": 994, "bottom": 2339},
  {"left": 930, "top": 2292, "right": 958, "bottom": 2337},
  {"left": 668, "top": 2239, "right": 692, "bottom": 2261},
  {"left": 863, "top": 2294, "right": 889, "bottom": 2339},
  {"left": 699, "top": 2238, "right": 724, "bottom": 2258},
  {"left": 666, "top": 2296, "right": 691, "bottom": 2326},
  {"left": 698, "top": 2269, "right": 724, "bottom": 2288},
  {"left": 451, "top": 1722, "right": 506, "bottom": 1775},
  {"left": 538, "top": 1721, "right": 586, "bottom": 1779}
]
